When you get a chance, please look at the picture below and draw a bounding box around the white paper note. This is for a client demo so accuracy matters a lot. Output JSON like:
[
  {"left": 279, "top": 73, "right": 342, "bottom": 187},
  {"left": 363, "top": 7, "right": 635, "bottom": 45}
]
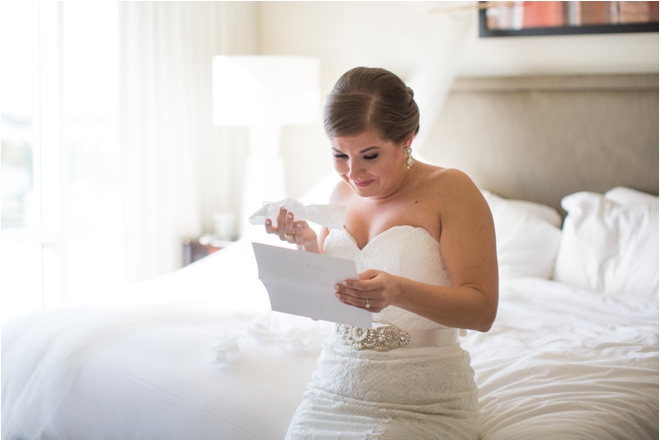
[{"left": 252, "top": 242, "right": 372, "bottom": 329}]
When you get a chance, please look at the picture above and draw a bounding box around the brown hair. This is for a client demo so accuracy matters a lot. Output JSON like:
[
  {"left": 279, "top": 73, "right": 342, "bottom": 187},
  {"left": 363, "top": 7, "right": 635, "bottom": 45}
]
[{"left": 323, "top": 67, "right": 420, "bottom": 144}]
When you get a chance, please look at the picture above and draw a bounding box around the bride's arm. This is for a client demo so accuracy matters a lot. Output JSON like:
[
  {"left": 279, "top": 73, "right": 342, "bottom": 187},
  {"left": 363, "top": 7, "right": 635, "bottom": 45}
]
[{"left": 335, "top": 169, "right": 499, "bottom": 332}]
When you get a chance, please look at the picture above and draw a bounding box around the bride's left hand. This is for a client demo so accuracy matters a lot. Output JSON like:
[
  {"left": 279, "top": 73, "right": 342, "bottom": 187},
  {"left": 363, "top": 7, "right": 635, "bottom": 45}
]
[{"left": 334, "top": 269, "right": 403, "bottom": 313}]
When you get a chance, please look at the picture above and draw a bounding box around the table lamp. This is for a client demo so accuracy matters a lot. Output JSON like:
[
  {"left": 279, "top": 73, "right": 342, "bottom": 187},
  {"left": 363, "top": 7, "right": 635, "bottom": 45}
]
[{"left": 212, "top": 55, "right": 321, "bottom": 237}]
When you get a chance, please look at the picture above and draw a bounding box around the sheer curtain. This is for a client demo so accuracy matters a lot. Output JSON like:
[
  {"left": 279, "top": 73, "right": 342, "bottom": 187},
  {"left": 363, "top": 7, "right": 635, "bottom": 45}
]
[
  {"left": 119, "top": 2, "right": 257, "bottom": 282},
  {"left": 406, "top": 7, "right": 472, "bottom": 154}
]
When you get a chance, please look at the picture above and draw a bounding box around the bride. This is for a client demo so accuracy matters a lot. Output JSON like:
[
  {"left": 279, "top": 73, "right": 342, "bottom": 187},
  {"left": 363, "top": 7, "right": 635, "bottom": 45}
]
[{"left": 265, "top": 67, "right": 498, "bottom": 440}]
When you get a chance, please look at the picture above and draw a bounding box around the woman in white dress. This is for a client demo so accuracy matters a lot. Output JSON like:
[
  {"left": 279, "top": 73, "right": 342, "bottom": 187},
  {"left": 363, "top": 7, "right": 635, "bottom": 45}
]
[{"left": 265, "top": 67, "right": 498, "bottom": 440}]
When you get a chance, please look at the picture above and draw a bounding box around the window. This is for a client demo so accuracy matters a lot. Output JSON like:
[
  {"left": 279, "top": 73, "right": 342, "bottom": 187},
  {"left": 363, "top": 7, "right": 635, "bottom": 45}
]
[{"left": 1, "top": 2, "right": 122, "bottom": 322}]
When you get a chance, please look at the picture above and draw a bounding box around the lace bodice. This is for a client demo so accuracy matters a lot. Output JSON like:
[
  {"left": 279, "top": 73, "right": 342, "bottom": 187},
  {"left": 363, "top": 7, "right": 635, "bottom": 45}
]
[{"left": 323, "top": 225, "right": 451, "bottom": 330}]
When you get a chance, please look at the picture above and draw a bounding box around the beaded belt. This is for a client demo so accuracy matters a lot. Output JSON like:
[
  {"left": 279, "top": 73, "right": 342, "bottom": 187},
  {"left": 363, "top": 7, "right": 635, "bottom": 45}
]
[{"left": 335, "top": 323, "right": 459, "bottom": 352}]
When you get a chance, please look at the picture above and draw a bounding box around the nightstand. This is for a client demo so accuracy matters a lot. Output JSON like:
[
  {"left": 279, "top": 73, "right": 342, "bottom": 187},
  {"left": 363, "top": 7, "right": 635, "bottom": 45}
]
[{"left": 182, "top": 235, "right": 234, "bottom": 266}]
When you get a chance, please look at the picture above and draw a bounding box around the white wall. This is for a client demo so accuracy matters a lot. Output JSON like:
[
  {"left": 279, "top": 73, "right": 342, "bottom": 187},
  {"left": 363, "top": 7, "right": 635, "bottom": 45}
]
[
  {"left": 458, "top": 14, "right": 659, "bottom": 76},
  {"left": 257, "top": 1, "right": 659, "bottom": 200}
]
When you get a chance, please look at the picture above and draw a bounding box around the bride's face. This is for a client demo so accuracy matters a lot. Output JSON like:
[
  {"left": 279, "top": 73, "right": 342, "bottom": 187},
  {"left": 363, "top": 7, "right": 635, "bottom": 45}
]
[{"left": 331, "top": 129, "right": 409, "bottom": 199}]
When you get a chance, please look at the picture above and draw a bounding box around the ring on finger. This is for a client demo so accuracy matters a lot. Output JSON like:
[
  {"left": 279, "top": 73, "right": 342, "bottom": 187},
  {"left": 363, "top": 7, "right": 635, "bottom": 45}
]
[
  {"left": 365, "top": 298, "right": 370, "bottom": 309},
  {"left": 284, "top": 229, "right": 296, "bottom": 240}
]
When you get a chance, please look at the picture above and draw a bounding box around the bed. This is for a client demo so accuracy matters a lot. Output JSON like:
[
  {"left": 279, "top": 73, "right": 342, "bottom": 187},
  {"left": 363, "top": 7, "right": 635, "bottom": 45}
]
[{"left": 2, "top": 74, "right": 658, "bottom": 439}]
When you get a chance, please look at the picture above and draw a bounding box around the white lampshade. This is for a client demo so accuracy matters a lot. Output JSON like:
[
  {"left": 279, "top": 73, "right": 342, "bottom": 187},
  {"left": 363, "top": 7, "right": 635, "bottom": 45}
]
[{"left": 212, "top": 55, "right": 321, "bottom": 127}]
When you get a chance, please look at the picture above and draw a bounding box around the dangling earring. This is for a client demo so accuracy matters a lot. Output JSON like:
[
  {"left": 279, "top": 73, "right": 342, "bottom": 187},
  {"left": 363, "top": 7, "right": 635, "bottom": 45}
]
[{"left": 405, "top": 147, "right": 415, "bottom": 169}]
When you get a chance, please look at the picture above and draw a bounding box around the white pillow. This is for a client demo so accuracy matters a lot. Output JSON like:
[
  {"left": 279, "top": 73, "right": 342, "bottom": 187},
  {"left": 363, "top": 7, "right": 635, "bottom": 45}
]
[
  {"left": 605, "top": 186, "right": 659, "bottom": 208},
  {"left": 481, "top": 190, "right": 562, "bottom": 279},
  {"left": 553, "top": 191, "right": 659, "bottom": 299}
]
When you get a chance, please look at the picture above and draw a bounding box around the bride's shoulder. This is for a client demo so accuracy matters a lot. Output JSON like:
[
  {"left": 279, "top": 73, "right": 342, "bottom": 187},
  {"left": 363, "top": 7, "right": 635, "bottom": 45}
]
[
  {"left": 423, "top": 166, "right": 474, "bottom": 188},
  {"left": 422, "top": 166, "right": 482, "bottom": 202}
]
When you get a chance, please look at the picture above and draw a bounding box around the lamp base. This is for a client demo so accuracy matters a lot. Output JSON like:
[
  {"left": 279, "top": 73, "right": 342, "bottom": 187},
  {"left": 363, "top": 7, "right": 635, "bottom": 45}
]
[{"left": 240, "top": 155, "right": 286, "bottom": 238}]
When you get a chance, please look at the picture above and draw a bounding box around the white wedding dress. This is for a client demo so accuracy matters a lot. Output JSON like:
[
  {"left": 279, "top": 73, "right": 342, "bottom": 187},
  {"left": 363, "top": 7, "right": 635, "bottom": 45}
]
[{"left": 285, "top": 226, "right": 479, "bottom": 440}]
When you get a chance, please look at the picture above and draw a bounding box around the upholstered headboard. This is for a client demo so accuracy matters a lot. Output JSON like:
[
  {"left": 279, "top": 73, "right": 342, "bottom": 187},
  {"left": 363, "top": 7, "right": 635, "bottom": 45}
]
[{"left": 421, "top": 74, "right": 658, "bottom": 214}]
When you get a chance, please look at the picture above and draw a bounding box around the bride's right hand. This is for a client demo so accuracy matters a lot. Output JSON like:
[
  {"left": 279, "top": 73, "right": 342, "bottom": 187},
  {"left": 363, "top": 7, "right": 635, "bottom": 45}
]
[{"left": 265, "top": 207, "right": 319, "bottom": 252}]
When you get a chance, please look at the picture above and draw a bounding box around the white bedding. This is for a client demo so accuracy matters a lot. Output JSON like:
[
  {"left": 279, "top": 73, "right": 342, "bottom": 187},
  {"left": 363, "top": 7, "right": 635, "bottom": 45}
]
[
  {"left": 3, "top": 186, "right": 659, "bottom": 439},
  {"left": 468, "top": 277, "right": 658, "bottom": 439},
  {"left": 2, "top": 238, "right": 658, "bottom": 439}
]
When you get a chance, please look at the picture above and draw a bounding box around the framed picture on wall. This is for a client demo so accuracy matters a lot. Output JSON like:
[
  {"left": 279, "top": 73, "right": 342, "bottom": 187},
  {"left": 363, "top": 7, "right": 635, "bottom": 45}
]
[{"left": 479, "top": 1, "right": 659, "bottom": 37}]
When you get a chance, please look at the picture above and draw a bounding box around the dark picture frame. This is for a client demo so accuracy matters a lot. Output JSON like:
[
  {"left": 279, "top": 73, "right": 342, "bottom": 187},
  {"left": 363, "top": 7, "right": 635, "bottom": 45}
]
[{"left": 479, "top": 1, "right": 659, "bottom": 38}]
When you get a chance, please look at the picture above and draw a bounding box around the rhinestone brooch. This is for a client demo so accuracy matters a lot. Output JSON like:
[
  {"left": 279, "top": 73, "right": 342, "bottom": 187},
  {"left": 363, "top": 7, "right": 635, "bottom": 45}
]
[{"left": 336, "top": 323, "right": 411, "bottom": 352}]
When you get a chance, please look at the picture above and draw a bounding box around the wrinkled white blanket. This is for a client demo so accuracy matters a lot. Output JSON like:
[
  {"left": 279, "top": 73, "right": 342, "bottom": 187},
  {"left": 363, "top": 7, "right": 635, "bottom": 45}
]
[
  {"left": 465, "top": 277, "right": 658, "bottom": 440},
  {"left": 2, "top": 240, "right": 658, "bottom": 439}
]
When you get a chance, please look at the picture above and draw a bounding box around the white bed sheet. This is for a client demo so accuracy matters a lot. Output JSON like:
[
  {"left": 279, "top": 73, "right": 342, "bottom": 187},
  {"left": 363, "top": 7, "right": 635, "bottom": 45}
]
[
  {"left": 465, "top": 277, "right": 658, "bottom": 439},
  {"left": 2, "top": 239, "right": 658, "bottom": 439}
]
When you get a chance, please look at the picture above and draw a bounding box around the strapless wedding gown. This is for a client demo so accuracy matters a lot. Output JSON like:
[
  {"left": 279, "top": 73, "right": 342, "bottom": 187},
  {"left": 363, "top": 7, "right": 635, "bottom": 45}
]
[{"left": 285, "top": 226, "right": 479, "bottom": 440}]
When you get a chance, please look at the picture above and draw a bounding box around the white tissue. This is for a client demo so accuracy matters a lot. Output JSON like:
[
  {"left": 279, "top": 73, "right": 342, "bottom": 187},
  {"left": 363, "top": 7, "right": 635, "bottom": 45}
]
[{"left": 248, "top": 198, "right": 345, "bottom": 229}]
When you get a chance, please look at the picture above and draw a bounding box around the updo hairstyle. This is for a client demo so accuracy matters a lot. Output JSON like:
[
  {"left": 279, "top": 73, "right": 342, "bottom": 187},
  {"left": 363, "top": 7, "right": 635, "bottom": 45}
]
[{"left": 323, "top": 67, "right": 420, "bottom": 145}]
